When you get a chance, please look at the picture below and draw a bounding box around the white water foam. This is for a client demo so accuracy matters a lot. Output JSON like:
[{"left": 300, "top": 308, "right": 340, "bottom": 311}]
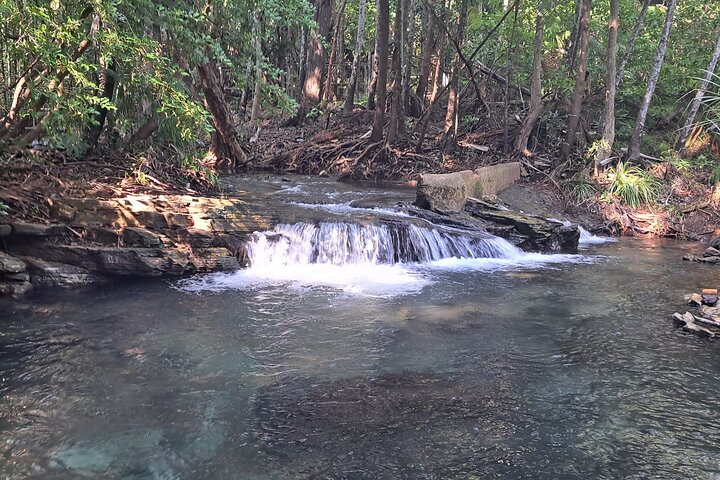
[
  {"left": 178, "top": 222, "right": 595, "bottom": 296},
  {"left": 288, "top": 201, "right": 412, "bottom": 218},
  {"left": 548, "top": 218, "right": 616, "bottom": 246}
]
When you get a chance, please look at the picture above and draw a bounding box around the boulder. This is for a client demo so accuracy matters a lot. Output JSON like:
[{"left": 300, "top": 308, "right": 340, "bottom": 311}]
[
  {"left": 704, "top": 247, "right": 720, "bottom": 257},
  {"left": 464, "top": 198, "right": 579, "bottom": 252},
  {"left": 0, "top": 224, "right": 11, "bottom": 237},
  {"left": 710, "top": 236, "right": 720, "bottom": 249},
  {"left": 415, "top": 170, "right": 478, "bottom": 213},
  {"left": 473, "top": 162, "right": 522, "bottom": 197},
  {"left": 0, "top": 252, "right": 26, "bottom": 273}
]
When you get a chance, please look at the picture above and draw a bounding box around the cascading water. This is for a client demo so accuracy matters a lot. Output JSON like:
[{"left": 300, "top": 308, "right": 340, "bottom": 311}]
[
  {"left": 179, "top": 219, "right": 593, "bottom": 296},
  {"left": 246, "top": 222, "right": 523, "bottom": 268}
]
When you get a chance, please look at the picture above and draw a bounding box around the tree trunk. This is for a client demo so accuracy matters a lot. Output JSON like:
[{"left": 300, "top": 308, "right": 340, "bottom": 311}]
[
  {"left": 594, "top": 0, "right": 619, "bottom": 172},
  {"left": 402, "top": 0, "right": 416, "bottom": 113},
  {"left": 676, "top": 32, "right": 720, "bottom": 155},
  {"left": 559, "top": 0, "right": 591, "bottom": 162},
  {"left": 627, "top": 0, "right": 677, "bottom": 163},
  {"left": 515, "top": 12, "right": 544, "bottom": 156},
  {"left": 441, "top": 0, "right": 468, "bottom": 144},
  {"left": 386, "top": 0, "right": 405, "bottom": 143},
  {"left": 343, "top": 0, "right": 368, "bottom": 113},
  {"left": 429, "top": 27, "right": 446, "bottom": 104},
  {"left": 615, "top": 0, "right": 650, "bottom": 90},
  {"left": 415, "top": 1, "right": 436, "bottom": 103},
  {"left": 567, "top": 0, "right": 583, "bottom": 76},
  {"left": 197, "top": 60, "right": 247, "bottom": 167},
  {"left": 367, "top": 24, "right": 380, "bottom": 111},
  {"left": 249, "top": 11, "right": 263, "bottom": 124},
  {"left": 370, "top": 0, "right": 390, "bottom": 142},
  {"left": 85, "top": 57, "right": 117, "bottom": 150},
  {"left": 323, "top": 0, "right": 347, "bottom": 104},
  {"left": 294, "top": 0, "right": 333, "bottom": 125},
  {"left": 297, "top": 25, "right": 307, "bottom": 101}
]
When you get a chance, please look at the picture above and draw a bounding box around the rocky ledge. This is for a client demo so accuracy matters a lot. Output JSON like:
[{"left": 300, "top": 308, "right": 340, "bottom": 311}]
[
  {"left": 413, "top": 165, "right": 580, "bottom": 253},
  {"left": 0, "top": 168, "right": 585, "bottom": 296},
  {"left": 0, "top": 193, "right": 277, "bottom": 296}
]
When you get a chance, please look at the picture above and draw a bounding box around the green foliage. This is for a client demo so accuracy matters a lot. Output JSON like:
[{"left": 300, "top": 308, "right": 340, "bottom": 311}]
[
  {"left": 0, "top": 201, "right": 9, "bottom": 216},
  {"left": 710, "top": 163, "right": 720, "bottom": 185},
  {"left": 569, "top": 176, "right": 597, "bottom": 205},
  {"left": 0, "top": 0, "right": 311, "bottom": 154},
  {"left": 604, "top": 162, "right": 659, "bottom": 207}
]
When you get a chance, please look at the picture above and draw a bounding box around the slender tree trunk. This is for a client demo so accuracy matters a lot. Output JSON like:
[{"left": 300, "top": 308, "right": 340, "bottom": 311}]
[
  {"left": 567, "top": 0, "right": 582, "bottom": 76},
  {"left": 294, "top": 0, "right": 332, "bottom": 125},
  {"left": 387, "top": 0, "right": 405, "bottom": 143},
  {"left": 297, "top": 26, "right": 307, "bottom": 101},
  {"left": 197, "top": 60, "right": 247, "bottom": 167},
  {"left": 676, "top": 32, "right": 720, "bottom": 155},
  {"left": 615, "top": 0, "right": 650, "bottom": 90},
  {"left": 343, "top": 0, "right": 368, "bottom": 113},
  {"left": 85, "top": 57, "right": 117, "bottom": 149},
  {"left": 323, "top": 0, "right": 347, "bottom": 104},
  {"left": 440, "top": 0, "right": 468, "bottom": 145},
  {"left": 367, "top": 27, "right": 380, "bottom": 110},
  {"left": 515, "top": 12, "right": 544, "bottom": 156},
  {"left": 628, "top": 0, "right": 677, "bottom": 162},
  {"left": 415, "top": 1, "right": 436, "bottom": 103},
  {"left": 429, "top": 27, "right": 446, "bottom": 104},
  {"left": 371, "top": 0, "right": 390, "bottom": 142},
  {"left": 559, "top": 0, "right": 591, "bottom": 162},
  {"left": 402, "top": 0, "right": 416, "bottom": 113},
  {"left": 249, "top": 11, "right": 263, "bottom": 124},
  {"left": 595, "top": 0, "right": 619, "bottom": 172}
]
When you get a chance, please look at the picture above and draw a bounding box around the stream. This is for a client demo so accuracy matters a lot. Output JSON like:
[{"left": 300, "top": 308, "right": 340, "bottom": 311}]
[{"left": 1, "top": 177, "right": 720, "bottom": 479}]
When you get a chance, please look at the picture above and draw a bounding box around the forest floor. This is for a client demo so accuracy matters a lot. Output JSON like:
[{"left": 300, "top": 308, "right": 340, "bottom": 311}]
[{"left": 1, "top": 110, "right": 719, "bottom": 244}]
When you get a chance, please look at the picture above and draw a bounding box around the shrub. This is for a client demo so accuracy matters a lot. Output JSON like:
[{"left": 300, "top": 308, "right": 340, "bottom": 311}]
[{"left": 605, "top": 162, "right": 659, "bottom": 207}]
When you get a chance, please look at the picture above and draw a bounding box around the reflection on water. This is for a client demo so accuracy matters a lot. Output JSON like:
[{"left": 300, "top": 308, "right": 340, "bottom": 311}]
[{"left": 1, "top": 239, "right": 720, "bottom": 479}]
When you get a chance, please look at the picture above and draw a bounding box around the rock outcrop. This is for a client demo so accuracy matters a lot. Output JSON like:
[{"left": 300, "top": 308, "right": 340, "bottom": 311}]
[
  {"left": 464, "top": 199, "right": 579, "bottom": 252},
  {"left": 0, "top": 193, "right": 278, "bottom": 295}
]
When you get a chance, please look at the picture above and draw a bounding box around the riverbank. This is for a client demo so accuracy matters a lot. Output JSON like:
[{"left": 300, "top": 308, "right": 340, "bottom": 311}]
[
  {"left": 0, "top": 166, "right": 583, "bottom": 295},
  {"left": 0, "top": 142, "right": 718, "bottom": 296}
]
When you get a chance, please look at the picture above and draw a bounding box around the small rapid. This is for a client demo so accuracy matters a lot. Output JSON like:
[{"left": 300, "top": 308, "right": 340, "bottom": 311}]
[
  {"left": 179, "top": 221, "right": 593, "bottom": 296},
  {"left": 246, "top": 222, "right": 523, "bottom": 267}
]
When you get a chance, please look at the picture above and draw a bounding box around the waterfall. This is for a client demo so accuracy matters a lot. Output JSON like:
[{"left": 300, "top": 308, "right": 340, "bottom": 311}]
[
  {"left": 179, "top": 220, "right": 595, "bottom": 295},
  {"left": 245, "top": 222, "right": 523, "bottom": 268}
]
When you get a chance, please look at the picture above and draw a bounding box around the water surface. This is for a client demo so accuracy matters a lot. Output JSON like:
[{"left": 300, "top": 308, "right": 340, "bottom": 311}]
[{"left": 2, "top": 238, "right": 720, "bottom": 479}]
